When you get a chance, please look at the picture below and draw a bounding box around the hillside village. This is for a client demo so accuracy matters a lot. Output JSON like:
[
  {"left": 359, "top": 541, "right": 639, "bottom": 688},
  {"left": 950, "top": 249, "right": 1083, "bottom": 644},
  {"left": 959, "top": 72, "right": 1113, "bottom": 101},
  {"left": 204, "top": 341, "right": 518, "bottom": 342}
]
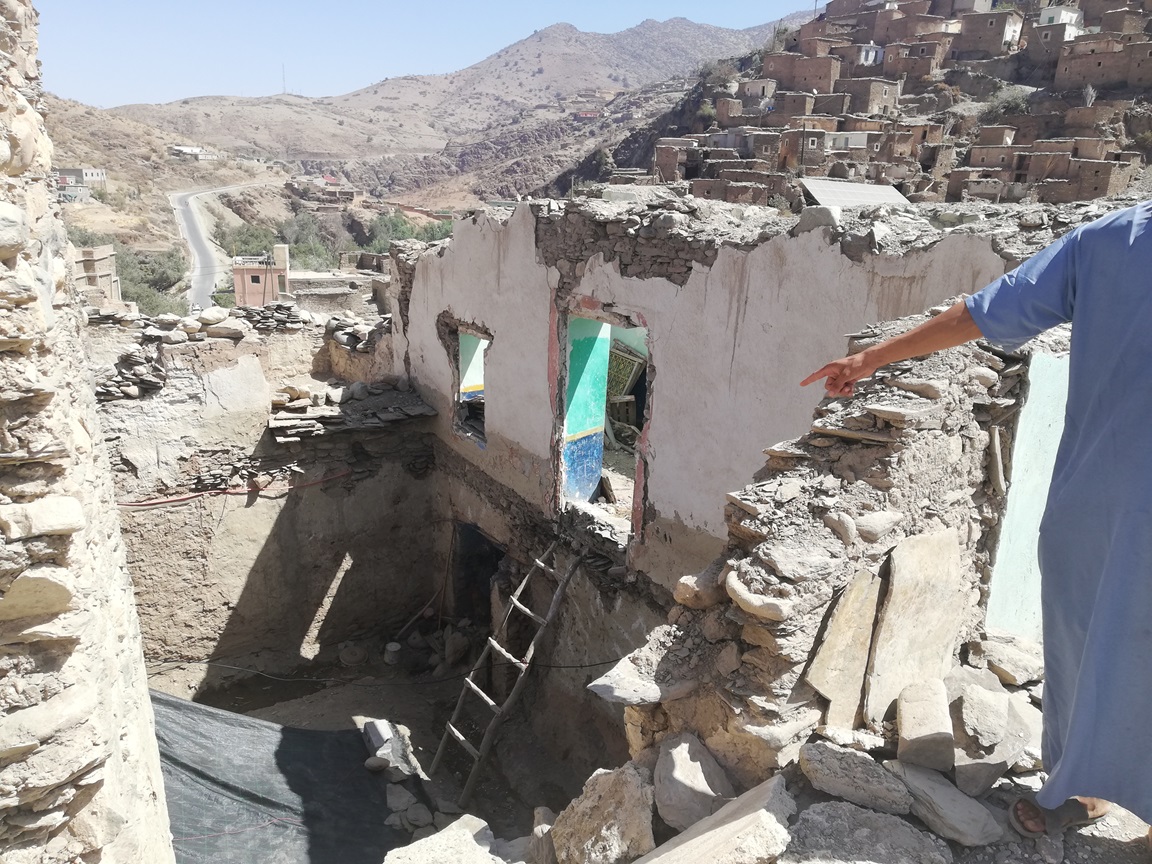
[
  {"left": 11, "top": 1, "right": 1152, "bottom": 864},
  {"left": 628, "top": 0, "right": 1152, "bottom": 207}
]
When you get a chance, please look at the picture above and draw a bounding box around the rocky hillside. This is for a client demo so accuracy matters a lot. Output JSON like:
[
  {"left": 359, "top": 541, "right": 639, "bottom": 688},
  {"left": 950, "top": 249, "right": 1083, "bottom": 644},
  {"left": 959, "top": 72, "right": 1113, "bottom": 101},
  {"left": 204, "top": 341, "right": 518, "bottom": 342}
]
[{"left": 108, "top": 17, "right": 808, "bottom": 163}]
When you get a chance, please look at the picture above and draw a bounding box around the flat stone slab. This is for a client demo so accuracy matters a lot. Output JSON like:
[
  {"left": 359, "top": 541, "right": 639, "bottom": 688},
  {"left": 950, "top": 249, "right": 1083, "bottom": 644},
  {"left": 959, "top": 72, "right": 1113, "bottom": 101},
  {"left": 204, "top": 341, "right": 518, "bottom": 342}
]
[
  {"left": 635, "top": 775, "right": 795, "bottom": 864},
  {"left": 897, "top": 679, "right": 954, "bottom": 772},
  {"left": 884, "top": 761, "right": 1004, "bottom": 847},
  {"left": 654, "top": 732, "right": 735, "bottom": 831},
  {"left": 805, "top": 569, "right": 883, "bottom": 728},
  {"left": 799, "top": 741, "right": 913, "bottom": 815},
  {"left": 865, "top": 532, "right": 970, "bottom": 724},
  {"left": 779, "top": 801, "right": 952, "bottom": 864}
]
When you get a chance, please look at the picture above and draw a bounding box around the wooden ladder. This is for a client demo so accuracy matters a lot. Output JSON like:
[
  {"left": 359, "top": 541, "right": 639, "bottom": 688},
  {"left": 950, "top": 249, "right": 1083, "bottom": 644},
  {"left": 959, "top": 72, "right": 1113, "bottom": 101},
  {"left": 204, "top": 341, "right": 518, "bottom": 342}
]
[{"left": 430, "top": 542, "right": 582, "bottom": 807}]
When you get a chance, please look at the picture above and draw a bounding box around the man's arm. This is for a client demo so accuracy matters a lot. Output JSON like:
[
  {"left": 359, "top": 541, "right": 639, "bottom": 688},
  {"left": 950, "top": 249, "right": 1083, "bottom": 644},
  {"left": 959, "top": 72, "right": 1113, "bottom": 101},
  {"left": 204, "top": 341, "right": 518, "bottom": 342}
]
[{"left": 800, "top": 301, "right": 982, "bottom": 397}]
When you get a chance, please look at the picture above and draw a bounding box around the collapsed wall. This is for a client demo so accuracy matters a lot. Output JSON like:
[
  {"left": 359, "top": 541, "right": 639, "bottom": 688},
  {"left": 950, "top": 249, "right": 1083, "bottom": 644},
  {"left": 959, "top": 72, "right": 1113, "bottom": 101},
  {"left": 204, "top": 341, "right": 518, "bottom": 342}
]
[
  {"left": 593, "top": 312, "right": 1045, "bottom": 785},
  {"left": 0, "top": 2, "right": 173, "bottom": 860},
  {"left": 83, "top": 306, "right": 447, "bottom": 695}
]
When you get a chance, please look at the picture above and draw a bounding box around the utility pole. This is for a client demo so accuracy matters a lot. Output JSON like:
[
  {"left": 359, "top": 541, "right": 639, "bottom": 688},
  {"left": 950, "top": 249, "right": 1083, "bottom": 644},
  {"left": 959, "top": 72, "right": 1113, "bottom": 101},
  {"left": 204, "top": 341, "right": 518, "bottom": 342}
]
[{"left": 282, "top": 64, "right": 287, "bottom": 95}]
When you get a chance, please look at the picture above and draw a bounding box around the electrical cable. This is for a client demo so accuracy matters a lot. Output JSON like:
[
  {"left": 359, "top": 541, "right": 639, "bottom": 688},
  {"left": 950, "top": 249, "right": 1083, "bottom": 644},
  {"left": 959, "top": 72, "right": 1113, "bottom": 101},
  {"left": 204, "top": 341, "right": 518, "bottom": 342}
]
[
  {"left": 144, "top": 655, "right": 625, "bottom": 688},
  {"left": 118, "top": 470, "right": 353, "bottom": 509}
]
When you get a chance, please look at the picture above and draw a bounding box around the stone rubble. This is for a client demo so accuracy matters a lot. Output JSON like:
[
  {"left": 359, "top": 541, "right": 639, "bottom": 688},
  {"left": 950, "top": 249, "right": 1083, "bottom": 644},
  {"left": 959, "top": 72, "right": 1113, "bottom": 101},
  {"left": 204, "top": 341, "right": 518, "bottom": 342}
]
[
  {"left": 267, "top": 376, "right": 436, "bottom": 444},
  {"left": 550, "top": 763, "right": 657, "bottom": 864},
  {"left": 574, "top": 308, "right": 1073, "bottom": 862},
  {"left": 653, "top": 732, "right": 736, "bottom": 831}
]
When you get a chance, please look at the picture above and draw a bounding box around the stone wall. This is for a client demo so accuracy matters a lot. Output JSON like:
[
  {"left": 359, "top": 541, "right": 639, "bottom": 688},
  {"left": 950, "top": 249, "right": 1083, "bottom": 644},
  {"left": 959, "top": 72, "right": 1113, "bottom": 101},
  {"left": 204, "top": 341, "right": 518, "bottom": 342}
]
[
  {"left": 591, "top": 309, "right": 1058, "bottom": 791},
  {"left": 90, "top": 327, "right": 447, "bottom": 697},
  {"left": 0, "top": 2, "right": 174, "bottom": 860}
]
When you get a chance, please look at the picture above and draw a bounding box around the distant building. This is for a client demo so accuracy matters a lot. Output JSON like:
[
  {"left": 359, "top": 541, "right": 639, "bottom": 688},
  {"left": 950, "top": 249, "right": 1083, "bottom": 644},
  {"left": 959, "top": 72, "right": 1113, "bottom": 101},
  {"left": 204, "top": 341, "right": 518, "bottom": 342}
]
[
  {"left": 232, "top": 245, "right": 289, "bottom": 306},
  {"left": 170, "top": 144, "right": 220, "bottom": 161},
  {"left": 73, "top": 244, "right": 121, "bottom": 304},
  {"left": 57, "top": 167, "right": 106, "bottom": 190}
]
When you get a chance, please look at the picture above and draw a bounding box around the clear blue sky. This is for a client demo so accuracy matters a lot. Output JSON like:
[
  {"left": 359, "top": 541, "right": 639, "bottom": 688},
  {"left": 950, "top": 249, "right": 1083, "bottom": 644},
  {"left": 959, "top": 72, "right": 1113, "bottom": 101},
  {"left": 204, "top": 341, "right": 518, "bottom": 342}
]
[{"left": 37, "top": 0, "right": 802, "bottom": 107}]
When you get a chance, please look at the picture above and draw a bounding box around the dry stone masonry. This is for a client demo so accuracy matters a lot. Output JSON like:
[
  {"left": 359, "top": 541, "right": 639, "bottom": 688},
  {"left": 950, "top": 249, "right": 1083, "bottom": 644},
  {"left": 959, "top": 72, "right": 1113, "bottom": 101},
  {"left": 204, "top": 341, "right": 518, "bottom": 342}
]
[
  {"left": 0, "top": 2, "right": 173, "bottom": 861},
  {"left": 579, "top": 307, "right": 1060, "bottom": 860}
]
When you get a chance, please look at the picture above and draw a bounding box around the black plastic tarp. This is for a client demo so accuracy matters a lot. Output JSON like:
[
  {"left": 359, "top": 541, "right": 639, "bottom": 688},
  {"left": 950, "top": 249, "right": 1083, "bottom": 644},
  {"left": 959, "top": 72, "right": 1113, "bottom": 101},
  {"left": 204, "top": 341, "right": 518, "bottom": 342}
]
[{"left": 152, "top": 691, "right": 407, "bottom": 864}]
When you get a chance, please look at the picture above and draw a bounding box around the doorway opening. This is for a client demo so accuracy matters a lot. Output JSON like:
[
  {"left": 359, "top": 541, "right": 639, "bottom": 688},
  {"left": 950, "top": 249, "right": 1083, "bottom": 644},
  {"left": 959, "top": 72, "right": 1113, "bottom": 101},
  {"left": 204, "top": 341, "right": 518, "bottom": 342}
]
[
  {"left": 562, "top": 316, "right": 649, "bottom": 531},
  {"left": 449, "top": 523, "right": 505, "bottom": 624}
]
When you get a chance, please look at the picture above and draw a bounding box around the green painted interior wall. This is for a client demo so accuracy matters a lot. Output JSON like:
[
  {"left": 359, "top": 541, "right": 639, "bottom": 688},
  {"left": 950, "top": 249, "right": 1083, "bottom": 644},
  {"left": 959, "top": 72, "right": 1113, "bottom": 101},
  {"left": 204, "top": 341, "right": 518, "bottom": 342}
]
[
  {"left": 985, "top": 353, "right": 1069, "bottom": 643},
  {"left": 611, "top": 325, "right": 648, "bottom": 358},
  {"left": 459, "top": 333, "right": 489, "bottom": 396},
  {"left": 565, "top": 318, "right": 611, "bottom": 437}
]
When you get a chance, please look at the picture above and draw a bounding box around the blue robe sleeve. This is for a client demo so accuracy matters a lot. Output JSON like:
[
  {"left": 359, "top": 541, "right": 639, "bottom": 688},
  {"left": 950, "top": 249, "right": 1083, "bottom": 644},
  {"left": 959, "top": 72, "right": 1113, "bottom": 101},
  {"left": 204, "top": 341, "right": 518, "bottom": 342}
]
[{"left": 964, "top": 229, "right": 1079, "bottom": 352}]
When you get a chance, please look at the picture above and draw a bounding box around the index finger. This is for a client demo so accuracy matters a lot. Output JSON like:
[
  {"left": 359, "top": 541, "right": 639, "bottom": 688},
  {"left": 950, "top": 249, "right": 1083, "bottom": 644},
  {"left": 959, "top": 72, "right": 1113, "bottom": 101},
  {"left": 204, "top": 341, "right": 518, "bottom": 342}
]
[{"left": 800, "top": 364, "right": 836, "bottom": 387}]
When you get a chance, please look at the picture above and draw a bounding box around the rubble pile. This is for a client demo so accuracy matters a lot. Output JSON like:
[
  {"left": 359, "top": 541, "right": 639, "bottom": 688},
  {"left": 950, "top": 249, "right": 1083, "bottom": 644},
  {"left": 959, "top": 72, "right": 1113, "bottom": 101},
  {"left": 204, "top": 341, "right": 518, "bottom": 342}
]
[
  {"left": 326, "top": 312, "right": 392, "bottom": 354},
  {"left": 94, "top": 345, "right": 165, "bottom": 401},
  {"left": 229, "top": 301, "right": 311, "bottom": 332},
  {"left": 559, "top": 308, "right": 1071, "bottom": 861},
  {"left": 84, "top": 302, "right": 329, "bottom": 343},
  {"left": 532, "top": 189, "right": 1141, "bottom": 296},
  {"left": 268, "top": 377, "right": 436, "bottom": 444}
]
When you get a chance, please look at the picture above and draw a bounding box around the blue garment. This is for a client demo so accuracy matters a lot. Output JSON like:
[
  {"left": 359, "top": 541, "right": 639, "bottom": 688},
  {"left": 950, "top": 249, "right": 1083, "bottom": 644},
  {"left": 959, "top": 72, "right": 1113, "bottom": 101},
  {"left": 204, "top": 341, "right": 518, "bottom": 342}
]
[{"left": 965, "top": 202, "right": 1152, "bottom": 822}]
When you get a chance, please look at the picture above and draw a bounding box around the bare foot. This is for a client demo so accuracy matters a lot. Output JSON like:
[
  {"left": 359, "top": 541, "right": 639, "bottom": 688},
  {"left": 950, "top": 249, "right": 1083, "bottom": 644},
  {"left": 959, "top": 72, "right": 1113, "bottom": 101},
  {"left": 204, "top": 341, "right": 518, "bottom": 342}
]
[{"left": 1013, "top": 797, "right": 1112, "bottom": 835}]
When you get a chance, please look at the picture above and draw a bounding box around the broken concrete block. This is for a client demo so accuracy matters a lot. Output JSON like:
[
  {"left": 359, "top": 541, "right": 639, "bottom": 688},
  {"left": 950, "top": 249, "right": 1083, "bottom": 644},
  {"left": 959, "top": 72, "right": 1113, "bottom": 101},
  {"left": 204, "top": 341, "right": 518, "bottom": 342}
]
[
  {"left": 975, "top": 635, "right": 1045, "bottom": 686},
  {"left": 799, "top": 741, "right": 913, "bottom": 815},
  {"left": 943, "top": 664, "right": 1005, "bottom": 704},
  {"left": 588, "top": 631, "right": 701, "bottom": 706},
  {"left": 885, "top": 761, "right": 1003, "bottom": 847},
  {"left": 897, "top": 679, "right": 954, "bottom": 772},
  {"left": 864, "top": 532, "right": 969, "bottom": 724},
  {"left": 823, "top": 512, "right": 857, "bottom": 545},
  {"left": 551, "top": 764, "right": 655, "bottom": 864},
  {"left": 815, "top": 725, "right": 886, "bottom": 752},
  {"left": 634, "top": 776, "right": 794, "bottom": 864},
  {"left": 653, "top": 732, "right": 735, "bottom": 831},
  {"left": 959, "top": 684, "right": 1009, "bottom": 750},
  {"left": 779, "top": 801, "right": 951, "bottom": 864},
  {"left": 673, "top": 559, "right": 728, "bottom": 609},
  {"left": 0, "top": 566, "right": 74, "bottom": 621},
  {"left": 951, "top": 698, "right": 1031, "bottom": 797},
  {"left": 383, "top": 814, "right": 502, "bottom": 863},
  {"left": 806, "top": 569, "right": 883, "bottom": 728},
  {"left": 793, "top": 205, "right": 842, "bottom": 236},
  {"left": 757, "top": 544, "right": 839, "bottom": 582},
  {"left": 0, "top": 496, "right": 85, "bottom": 540},
  {"left": 197, "top": 306, "right": 231, "bottom": 325},
  {"left": 854, "top": 510, "right": 904, "bottom": 542}
]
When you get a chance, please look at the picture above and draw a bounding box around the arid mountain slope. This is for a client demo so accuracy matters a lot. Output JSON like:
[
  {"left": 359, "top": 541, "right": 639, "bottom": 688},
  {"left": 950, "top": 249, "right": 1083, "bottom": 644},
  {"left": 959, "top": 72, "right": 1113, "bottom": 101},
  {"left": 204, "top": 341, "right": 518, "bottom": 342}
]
[{"left": 109, "top": 17, "right": 797, "bottom": 161}]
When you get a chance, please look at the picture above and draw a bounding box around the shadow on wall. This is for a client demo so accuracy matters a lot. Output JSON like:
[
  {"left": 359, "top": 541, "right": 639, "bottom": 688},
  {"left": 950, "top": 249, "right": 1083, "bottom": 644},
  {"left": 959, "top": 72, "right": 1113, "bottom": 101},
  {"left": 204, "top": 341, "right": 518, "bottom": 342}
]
[{"left": 189, "top": 435, "right": 450, "bottom": 700}]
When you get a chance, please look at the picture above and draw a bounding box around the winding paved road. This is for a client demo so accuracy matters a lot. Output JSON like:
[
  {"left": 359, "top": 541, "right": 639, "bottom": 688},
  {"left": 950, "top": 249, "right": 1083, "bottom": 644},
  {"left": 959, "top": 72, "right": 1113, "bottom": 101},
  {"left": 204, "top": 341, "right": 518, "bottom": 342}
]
[{"left": 170, "top": 182, "right": 272, "bottom": 310}]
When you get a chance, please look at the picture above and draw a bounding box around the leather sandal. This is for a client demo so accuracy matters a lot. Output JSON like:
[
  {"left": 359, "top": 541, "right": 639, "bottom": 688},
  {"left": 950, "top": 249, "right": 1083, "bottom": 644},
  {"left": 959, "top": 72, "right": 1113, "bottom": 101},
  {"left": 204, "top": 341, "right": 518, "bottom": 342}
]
[{"left": 1008, "top": 795, "right": 1108, "bottom": 839}]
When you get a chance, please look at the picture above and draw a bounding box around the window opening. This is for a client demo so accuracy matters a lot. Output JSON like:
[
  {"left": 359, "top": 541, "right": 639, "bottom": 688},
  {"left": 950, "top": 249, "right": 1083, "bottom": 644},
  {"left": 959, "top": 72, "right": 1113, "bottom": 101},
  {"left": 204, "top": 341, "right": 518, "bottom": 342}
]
[
  {"left": 562, "top": 317, "right": 649, "bottom": 531},
  {"left": 250, "top": 274, "right": 261, "bottom": 284},
  {"left": 456, "top": 329, "right": 490, "bottom": 442}
]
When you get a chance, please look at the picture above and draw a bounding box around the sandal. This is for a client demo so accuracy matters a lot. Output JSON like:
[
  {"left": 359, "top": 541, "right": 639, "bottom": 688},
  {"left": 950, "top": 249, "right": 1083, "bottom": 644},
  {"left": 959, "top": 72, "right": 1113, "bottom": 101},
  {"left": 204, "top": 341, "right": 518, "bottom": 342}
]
[{"left": 1008, "top": 795, "right": 1109, "bottom": 839}]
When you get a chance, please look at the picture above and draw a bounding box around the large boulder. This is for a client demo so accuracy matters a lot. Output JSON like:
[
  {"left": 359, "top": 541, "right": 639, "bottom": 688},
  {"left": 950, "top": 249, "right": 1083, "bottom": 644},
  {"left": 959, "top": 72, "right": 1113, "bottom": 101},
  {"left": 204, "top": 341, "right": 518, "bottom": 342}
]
[
  {"left": 551, "top": 764, "right": 656, "bottom": 864},
  {"left": 653, "top": 733, "right": 736, "bottom": 831}
]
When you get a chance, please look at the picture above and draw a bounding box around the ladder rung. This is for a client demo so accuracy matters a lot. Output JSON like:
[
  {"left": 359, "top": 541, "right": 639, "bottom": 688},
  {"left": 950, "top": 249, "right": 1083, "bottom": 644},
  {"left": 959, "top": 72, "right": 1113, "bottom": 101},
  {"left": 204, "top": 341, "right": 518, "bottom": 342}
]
[
  {"left": 510, "top": 596, "right": 546, "bottom": 626},
  {"left": 487, "top": 637, "right": 527, "bottom": 672},
  {"left": 446, "top": 723, "right": 479, "bottom": 760},
  {"left": 533, "top": 558, "right": 557, "bottom": 576},
  {"left": 464, "top": 677, "right": 500, "bottom": 713}
]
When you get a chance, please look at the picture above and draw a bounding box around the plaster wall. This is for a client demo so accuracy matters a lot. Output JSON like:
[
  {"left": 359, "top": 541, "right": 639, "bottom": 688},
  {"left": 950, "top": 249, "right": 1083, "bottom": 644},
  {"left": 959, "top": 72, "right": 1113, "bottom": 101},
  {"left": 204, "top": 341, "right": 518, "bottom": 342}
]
[
  {"left": 400, "top": 208, "right": 558, "bottom": 514},
  {"left": 985, "top": 352, "right": 1070, "bottom": 642},
  {"left": 398, "top": 209, "right": 1013, "bottom": 591},
  {"left": 96, "top": 334, "right": 445, "bottom": 695},
  {"left": 572, "top": 230, "right": 1009, "bottom": 588}
]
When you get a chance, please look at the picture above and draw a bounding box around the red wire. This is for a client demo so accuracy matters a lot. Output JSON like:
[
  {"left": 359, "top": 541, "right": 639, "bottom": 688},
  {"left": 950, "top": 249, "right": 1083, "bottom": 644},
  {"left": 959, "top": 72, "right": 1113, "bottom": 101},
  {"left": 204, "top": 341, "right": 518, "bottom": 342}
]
[{"left": 118, "top": 470, "right": 353, "bottom": 508}]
